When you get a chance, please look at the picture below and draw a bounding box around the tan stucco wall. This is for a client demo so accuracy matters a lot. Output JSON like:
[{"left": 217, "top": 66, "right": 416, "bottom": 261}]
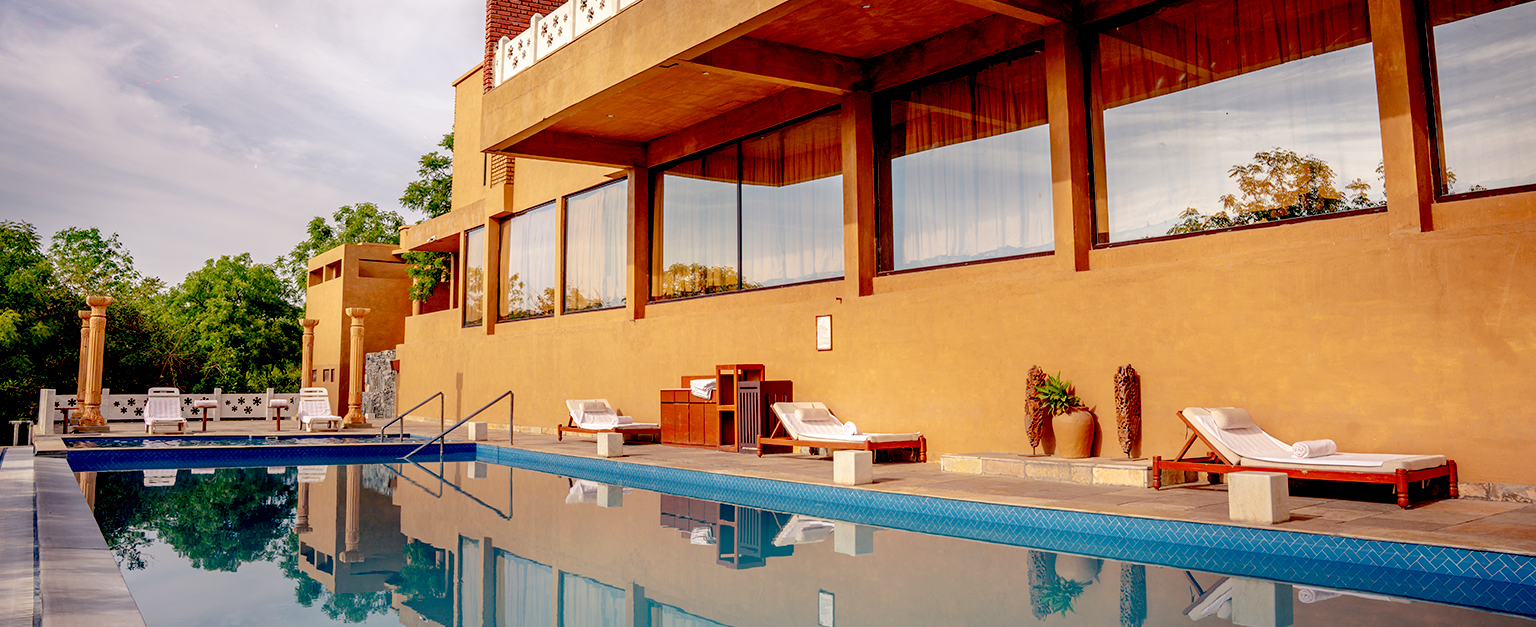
[
  {"left": 396, "top": 204, "right": 1536, "bottom": 486},
  {"left": 305, "top": 243, "right": 412, "bottom": 412}
]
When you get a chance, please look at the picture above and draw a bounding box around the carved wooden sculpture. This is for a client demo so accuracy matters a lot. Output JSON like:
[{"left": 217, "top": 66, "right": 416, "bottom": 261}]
[
  {"left": 1114, "top": 364, "right": 1141, "bottom": 459},
  {"left": 1026, "top": 365, "right": 1048, "bottom": 455}
]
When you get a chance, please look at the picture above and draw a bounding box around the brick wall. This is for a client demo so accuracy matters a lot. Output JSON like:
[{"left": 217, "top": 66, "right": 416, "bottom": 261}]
[{"left": 485, "top": 0, "right": 566, "bottom": 91}]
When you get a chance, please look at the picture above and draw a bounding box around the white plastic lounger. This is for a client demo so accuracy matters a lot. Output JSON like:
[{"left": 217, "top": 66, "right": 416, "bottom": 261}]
[
  {"left": 1152, "top": 407, "right": 1457, "bottom": 508},
  {"left": 759, "top": 402, "right": 926, "bottom": 462},
  {"left": 144, "top": 387, "right": 187, "bottom": 434},
  {"left": 557, "top": 399, "right": 660, "bottom": 442},
  {"left": 295, "top": 388, "right": 343, "bottom": 432}
]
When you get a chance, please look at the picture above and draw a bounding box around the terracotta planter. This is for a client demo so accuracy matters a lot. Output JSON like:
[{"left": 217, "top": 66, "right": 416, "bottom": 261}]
[{"left": 1053, "top": 410, "right": 1094, "bottom": 459}]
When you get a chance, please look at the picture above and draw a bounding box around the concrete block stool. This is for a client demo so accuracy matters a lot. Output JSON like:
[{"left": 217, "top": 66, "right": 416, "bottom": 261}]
[
  {"left": 833, "top": 450, "right": 872, "bottom": 486},
  {"left": 466, "top": 422, "right": 489, "bottom": 441},
  {"left": 1228, "top": 471, "right": 1290, "bottom": 524},
  {"left": 597, "top": 432, "right": 624, "bottom": 458}
]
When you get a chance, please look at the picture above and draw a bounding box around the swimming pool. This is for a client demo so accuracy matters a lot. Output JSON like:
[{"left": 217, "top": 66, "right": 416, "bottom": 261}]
[
  {"left": 64, "top": 434, "right": 421, "bottom": 448},
  {"left": 68, "top": 446, "right": 1535, "bottom": 626}
]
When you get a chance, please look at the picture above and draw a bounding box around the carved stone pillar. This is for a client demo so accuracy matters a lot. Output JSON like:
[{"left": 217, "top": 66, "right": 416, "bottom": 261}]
[
  {"left": 300, "top": 318, "right": 319, "bottom": 388},
  {"left": 73, "top": 295, "right": 113, "bottom": 431},
  {"left": 343, "top": 308, "right": 370, "bottom": 426},
  {"left": 75, "top": 311, "right": 90, "bottom": 400}
]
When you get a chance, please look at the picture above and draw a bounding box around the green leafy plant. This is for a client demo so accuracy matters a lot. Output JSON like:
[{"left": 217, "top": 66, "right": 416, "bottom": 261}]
[
  {"left": 1033, "top": 373, "right": 1084, "bottom": 417},
  {"left": 1033, "top": 576, "right": 1087, "bottom": 616}
]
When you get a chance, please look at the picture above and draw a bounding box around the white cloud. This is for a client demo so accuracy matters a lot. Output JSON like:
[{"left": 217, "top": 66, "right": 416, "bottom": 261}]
[{"left": 0, "top": 0, "right": 481, "bottom": 283}]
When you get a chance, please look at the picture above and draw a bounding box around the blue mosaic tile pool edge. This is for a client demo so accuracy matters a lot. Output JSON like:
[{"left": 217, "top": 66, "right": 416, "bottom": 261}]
[
  {"left": 475, "top": 445, "right": 1536, "bottom": 617},
  {"left": 65, "top": 441, "right": 477, "bottom": 471}
]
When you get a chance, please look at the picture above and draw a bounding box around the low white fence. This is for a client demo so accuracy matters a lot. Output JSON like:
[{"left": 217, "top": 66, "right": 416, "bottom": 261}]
[
  {"left": 35, "top": 388, "right": 300, "bottom": 434},
  {"left": 492, "top": 0, "right": 645, "bottom": 86}
]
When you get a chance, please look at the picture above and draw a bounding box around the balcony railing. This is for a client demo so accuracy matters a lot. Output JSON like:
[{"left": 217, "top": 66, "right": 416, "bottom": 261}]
[{"left": 492, "top": 0, "right": 643, "bottom": 86}]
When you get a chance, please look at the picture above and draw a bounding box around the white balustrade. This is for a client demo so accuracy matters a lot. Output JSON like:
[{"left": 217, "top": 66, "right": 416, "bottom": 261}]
[
  {"left": 40, "top": 388, "right": 302, "bottom": 427},
  {"left": 535, "top": 2, "right": 575, "bottom": 61},
  {"left": 573, "top": 0, "right": 618, "bottom": 37}
]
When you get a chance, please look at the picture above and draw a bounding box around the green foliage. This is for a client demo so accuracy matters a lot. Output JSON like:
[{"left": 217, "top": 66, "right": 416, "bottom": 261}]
[
  {"left": 1033, "top": 373, "right": 1084, "bottom": 417},
  {"left": 276, "top": 202, "right": 405, "bottom": 300},
  {"left": 94, "top": 467, "right": 295, "bottom": 571},
  {"left": 1033, "top": 576, "right": 1087, "bottom": 616},
  {"left": 0, "top": 221, "right": 76, "bottom": 424},
  {"left": 47, "top": 227, "right": 162, "bottom": 300},
  {"left": 400, "top": 133, "right": 454, "bottom": 219},
  {"left": 402, "top": 251, "right": 450, "bottom": 303},
  {"left": 1168, "top": 148, "right": 1380, "bottom": 236},
  {"left": 161, "top": 254, "right": 302, "bottom": 392}
]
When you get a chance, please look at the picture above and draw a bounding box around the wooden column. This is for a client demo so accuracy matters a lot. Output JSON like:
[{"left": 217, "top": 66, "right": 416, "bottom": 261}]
[
  {"left": 73, "top": 295, "right": 113, "bottom": 431},
  {"left": 300, "top": 318, "right": 319, "bottom": 388},
  {"left": 343, "top": 308, "right": 371, "bottom": 426},
  {"left": 626, "top": 166, "right": 651, "bottom": 320},
  {"left": 1045, "top": 23, "right": 1094, "bottom": 272},
  {"left": 1370, "top": 0, "right": 1435, "bottom": 233},
  {"left": 842, "top": 90, "right": 878, "bottom": 297}
]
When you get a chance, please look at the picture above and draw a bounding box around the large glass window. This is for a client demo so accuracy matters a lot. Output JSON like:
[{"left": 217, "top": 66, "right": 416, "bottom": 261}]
[
  {"left": 564, "top": 180, "right": 629, "bottom": 312},
  {"left": 885, "top": 51, "right": 1053, "bottom": 272},
  {"left": 1095, "top": 0, "right": 1383, "bottom": 242},
  {"left": 463, "top": 227, "right": 485, "bottom": 327},
  {"left": 1429, "top": 0, "right": 1536, "bottom": 195},
  {"left": 500, "top": 203, "right": 557, "bottom": 320},
  {"left": 653, "top": 110, "right": 842, "bottom": 300}
]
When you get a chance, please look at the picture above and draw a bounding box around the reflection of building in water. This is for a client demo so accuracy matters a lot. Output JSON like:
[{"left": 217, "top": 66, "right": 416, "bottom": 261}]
[{"left": 294, "top": 464, "right": 406, "bottom": 595}]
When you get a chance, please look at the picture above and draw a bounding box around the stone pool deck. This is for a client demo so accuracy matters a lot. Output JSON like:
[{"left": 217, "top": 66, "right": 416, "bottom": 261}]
[{"left": 9, "top": 417, "right": 1536, "bottom": 625}]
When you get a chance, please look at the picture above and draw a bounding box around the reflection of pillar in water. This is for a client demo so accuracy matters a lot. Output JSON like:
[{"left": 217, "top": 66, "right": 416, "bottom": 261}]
[
  {"left": 1120, "top": 563, "right": 1146, "bottom": 627},
  {"left": 76, "top": 471, "right": 97, "bottom": 511},
  {"left": 341, "top": 464, "right": 362, "bottom": 562},
  {"left": 294, "top": 482, "right": 312, "bottom": 534},
  {"left": 1028, "top": 550, "right": 1054, "bottom": 620}
]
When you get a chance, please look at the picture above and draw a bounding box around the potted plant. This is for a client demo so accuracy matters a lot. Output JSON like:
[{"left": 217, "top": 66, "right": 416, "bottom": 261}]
[{"left": 1035, "top": 373, "right": 1094, "bottom": 458}]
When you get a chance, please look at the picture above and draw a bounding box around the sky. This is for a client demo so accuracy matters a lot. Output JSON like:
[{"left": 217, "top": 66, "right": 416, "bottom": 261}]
[{"left": 0, "top": 0, "right": 484, "bottom": 284}]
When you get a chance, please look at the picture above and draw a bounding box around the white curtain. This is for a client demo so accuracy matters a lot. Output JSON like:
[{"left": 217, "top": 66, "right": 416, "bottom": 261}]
[
  {"left": 500, "top": 203, "right": 558, "bottom": 318},
  {"left": 463, "top": 227, "right": 486, "bottom": 325},
  {"left": 564, "top": 180, "right": 629, "bottom": 311},
  {"left": 655, "top": 147, "right": 739, "bottom": 298},
  {"left": 888, "top": 53, "right": 1053, "bottom": 271},
  {"left": 495, "top": 551, "right": 552, "bottom": 627},
  {"left": 741, "top": 111, "right": 844, "bottom": 287},
  {"left": 558, "top": 573, "right": 624, "bottom": 627}
]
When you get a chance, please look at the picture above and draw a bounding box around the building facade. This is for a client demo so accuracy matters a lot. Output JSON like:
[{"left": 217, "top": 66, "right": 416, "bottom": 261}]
[{"left": 392, "top": 0, "right": 1536, "bottom": 492}]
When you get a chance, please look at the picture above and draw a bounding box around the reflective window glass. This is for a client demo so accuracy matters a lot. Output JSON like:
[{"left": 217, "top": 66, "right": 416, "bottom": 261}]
[
  {"left": 741, "top": 114, "right": 844, "bottom": 287},
  {"left": 885, "top": 52, "right": 1053, "bottom": 271},
  {"left": 654, "top": 146, "right": 740, "bottom": 300},
  {"left": 1096, "top": 0, "right": 1383, "bottom": 242},
  {"left": 565, "top": 180, "right": 628, "bottom": 312},
  {"left": 463, "top": 227, "right": 485, "bottom": 327},
  {"left": 500, "top": 203, "right": 557, "bottom": 319},
  {"left": 1430, "top": 0, "right": 1536, "bottom": 195}
]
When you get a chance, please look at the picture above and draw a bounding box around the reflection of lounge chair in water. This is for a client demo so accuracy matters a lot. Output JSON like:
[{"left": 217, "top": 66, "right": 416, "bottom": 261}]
[
  {"left": 143, "top": 468, "right": 178, "bottom": 487},
  {"left": 1184, "top": 577, "right": 1233, "bottom": 621},
  {"left": 297, "top": 465, "right": 328, "bottom": 484},
  {"left": 772, "top": 515, "right": 837, "bottom": 547},
  {"left": 565, "top": 479, "right": 632, "bottom": 504}
]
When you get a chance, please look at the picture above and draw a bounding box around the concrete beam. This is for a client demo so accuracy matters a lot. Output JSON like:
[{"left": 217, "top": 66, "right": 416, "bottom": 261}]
[
  {"left": 498, "top": 131, "right": 647, "bottom": 169},
  {"left": 679, "top": 38, "right": 864, "bottom": 95},
  {"left": 950, "top": 0, "right": 1070, "bottom": 24}
]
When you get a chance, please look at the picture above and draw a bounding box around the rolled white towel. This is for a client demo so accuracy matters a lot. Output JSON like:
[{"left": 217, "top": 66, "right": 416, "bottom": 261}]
[
  {"left": 689, "top": 378, "right": 716, "bottom": 400},
  {"left": 1292, "top": 439, "right": 1337, "bottom": 458},
  {"left": 842, "top": 421, "right": 862, "bottom": 436},
  {"left": 1297, "top": 588, "right": 1343, "bottom": 604}
]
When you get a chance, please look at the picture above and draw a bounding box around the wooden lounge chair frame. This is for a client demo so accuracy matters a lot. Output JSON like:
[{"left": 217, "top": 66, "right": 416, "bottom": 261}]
[
  {"left": 1151, "top": 411, "right": 1457, "bottom": 508},
  {"left": 556, "top": 400, "right": 660, "bottom": 443},
  {"left": 757, "top": 421, "right": 927, "bottom": 462}
]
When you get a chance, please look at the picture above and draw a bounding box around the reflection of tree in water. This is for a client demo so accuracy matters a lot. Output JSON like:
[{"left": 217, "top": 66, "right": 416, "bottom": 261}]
[
  {"left": 276, "top": 533, "right": 393, "bottom": 623},
  {"left": 94, "top": 468, "right": 294, "bottom": 571},
  {"left": 385, "top": 540, "right": 453, "bottom": 624},
  {"left": 1168, "top": 148, "right": 1379, "bottom": 235},
  {"left": 655, "top": 263, "right": 759, "bottom": 300}
]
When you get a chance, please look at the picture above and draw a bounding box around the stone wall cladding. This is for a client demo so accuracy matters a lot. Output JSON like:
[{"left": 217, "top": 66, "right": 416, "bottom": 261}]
[
  {"left": 485, "top": 0, "right": 567, "bottom": 91},
  {"left": 363, "top": 349, "right": 398, "bottom": 425}
]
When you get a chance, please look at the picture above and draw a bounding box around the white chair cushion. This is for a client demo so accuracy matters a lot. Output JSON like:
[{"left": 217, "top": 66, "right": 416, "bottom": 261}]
[{"left": 1210, "top": 407, "right": 1254, "bottom": 430}]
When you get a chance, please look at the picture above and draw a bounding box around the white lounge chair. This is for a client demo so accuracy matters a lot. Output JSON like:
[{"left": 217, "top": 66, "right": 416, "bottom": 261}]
[
  {"left": 295, "top": 388, "right": 343, "bottom": 432},
  {"left": 1152, "top": 407, "right": 1457, "bottom": 508},
  {"left": 760, "top": 402, "right": 926, "bottom": 462},
  {"left": 144, "top": 387, "right": 186, "bottom": 434},
  {"left": 556, "top": 399, "right": 660, "bottom": 442}
]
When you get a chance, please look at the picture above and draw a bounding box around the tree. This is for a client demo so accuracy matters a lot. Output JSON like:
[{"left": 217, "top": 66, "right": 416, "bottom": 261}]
[
  {"left": 400, "top": 132, "right": 455, "bottom": 303},
  {"left": 1168, "top": 148, "right": 1377, "bottom": 235},
  {"left": 0, "top": 221, "right": 75, "bottom": 428},
  {"left": 400, "top": 133, "right": 453, "bottom": 219},
  {"left": 161, "top": 254, "right": 301, "bottom": 392},
  {"left": 276, "top": 203, "right": 405, "bottom": 300},
  {"left": 47, "top": 227, "right": 162, "bottom": 300}
]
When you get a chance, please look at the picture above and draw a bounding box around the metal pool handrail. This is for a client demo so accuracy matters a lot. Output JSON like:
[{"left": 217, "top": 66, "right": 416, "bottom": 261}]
[
  {"left": 403, "top": 390, "right": 513, "bottom": 459},
  {"left": 378, "top": 392, "right": 445, "bottom": 439}
]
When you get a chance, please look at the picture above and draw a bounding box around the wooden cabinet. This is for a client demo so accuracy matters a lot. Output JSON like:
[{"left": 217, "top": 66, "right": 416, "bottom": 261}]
[{"left": 660, "top": 364, "right": 774, "bottom": 450}]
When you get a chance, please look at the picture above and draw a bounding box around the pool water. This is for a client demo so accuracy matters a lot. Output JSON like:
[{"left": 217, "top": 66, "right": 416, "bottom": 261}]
[{"left": 81, "top": 460, "right": 1535, "bottom": 627}]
